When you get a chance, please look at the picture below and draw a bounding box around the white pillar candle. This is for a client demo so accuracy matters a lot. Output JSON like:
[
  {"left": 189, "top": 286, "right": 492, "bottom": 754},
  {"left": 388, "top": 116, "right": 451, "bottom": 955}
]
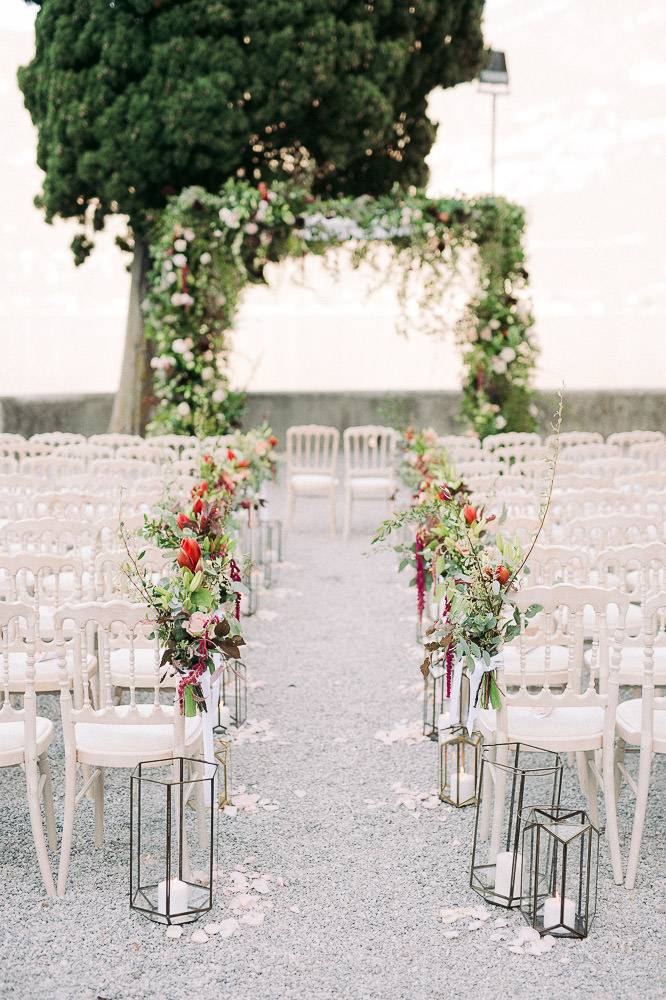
[
  {"left": 543, "top": 892, "right": 576, "bottom": 935},
  {"left": 448, "top": 770, "right": 475, "bottom": 804},
  {"left": 494, "top": 850, "right": 522, "bottom": 898},
  {"left": 218, "top": 702, "right": 232, "bottom": 729},
  {"left": 157, "top": 877, "right": 190, "bottom": 924}
]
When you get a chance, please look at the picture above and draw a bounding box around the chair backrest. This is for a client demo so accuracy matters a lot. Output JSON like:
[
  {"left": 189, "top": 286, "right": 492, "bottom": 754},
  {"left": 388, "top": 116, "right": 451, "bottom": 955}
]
[
  {"left": 495, "top": 585, "right": 629, "bottom": 729},
  {"left": 0, "top": 517, "right": 101, "bottom": 558},
  {"left": 88, "top": 433, "right": 143, "bottom": 449},
  {"left": 0, "top": 603, "right": 38, "bottom": 743},
  {"left": 628, "top": 441, "right": 666, "bottom": 470},
  {"left": 563, "top": 513, "right": 663, "bottom": 550},
  {"left": 526, "top": 545, "right": 593, "bottom": 585},
  {"left": 90, "top": 459, "right": 160, "bottom": 481},
  {"left": 30, "top": 491, "right": 117, "bottom": 520},
  {"left": 93, "top": 548, "right": 170, "bottom": 600},
  {"left": 343, "top": 425, "right": 397, "bottom": 477},
  {"left": 20, "top": 456, "right": 87, "bottom": 477},
  {"left": 55, "top": 601, "right": 177, "bottom": 724},
  {"left": 594, "top": 542, "right": 666, "bottom": 599},
  {"left": 483, "top": 432, "right": 542, "bottom": 452},
  {"left": 116, "top": 444, "right": 176, "bottom": 463},
  {"left": 287, "top": 425, "right": 339, "bottom": 474},
  {"left": 607, "top": 430, "right": 665, "bottom": 450},
  {"left": 546, "top": 431, "right": 603, "bottom": 448},
  {"left": 30, "top": 432, "right": 86, "bottom": 447}
]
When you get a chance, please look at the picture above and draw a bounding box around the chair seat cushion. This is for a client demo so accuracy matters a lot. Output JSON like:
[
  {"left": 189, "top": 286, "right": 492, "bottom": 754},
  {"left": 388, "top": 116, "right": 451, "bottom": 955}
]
[
  {"left": 290, "top": 473, "right": 336, "bottom": 492},
  {"left": 583, "top": 645, "right": 666, "bottom": 685},
  {"left": 0, "top": 716, "right": 54, "bottom": 765},
  {"left": 110, "top": 648, "right": 177, "bottom": 688},
  {"left": 502, "top": 644, "right": 571, "bottom": 683},
  {"left": 7, "top": 650, "right": 97, "bottom": 693},
  {"left": 348, "top": 476, "right": 393, "bottom": 496},
  {"left": 616, "top": 698, "right": 666, "bottom": 751},
  {"left": 75, "top": 706, "right": 202, "bottom": 767},
  {"left": 478, "top": 705, "right": 605, "bottom": 750}
]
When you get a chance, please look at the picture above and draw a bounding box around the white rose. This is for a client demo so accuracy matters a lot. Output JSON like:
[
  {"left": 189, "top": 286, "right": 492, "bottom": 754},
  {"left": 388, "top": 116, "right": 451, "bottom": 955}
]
[
  {"left": 183, "top": 228, "right": 195, "bottom": 242},
  {"left": 176, "top": 402, "right": 191, "bottom": 417},
  {"left": 183, "top": 350, "right": 194, "bottom": 363},
  {"left": 166, "top": 271, "right": 177, "bottom": 285},
  {"left": 172, "top": 253, "right": 187, "bottom": 268},
  {"left": 203, "top": 350, "right": 213, "bottom": 362},
  {"left": 163, "top": 259, "right": 173, "bottom": 271},
  {"left": 495, "top": 415, "right": 507, "bottom": 429},
  {"left": 500, "top": 347, "right": 516, "bottom": 363},
  {"left": 255, "top": 200, "right": 268, "bottom": 221},
  {"left": 491, "top": 356, "right": 507, "bottom": 374},
  {"left": 489, "top": 319, "right": 501, "bottom": 330},
  {"left": 216, "top": 355, "right": 227, "bottom": 374},
  {"left": 219, "top": 207, "right": 240, "bottom": 228},
  {"left": 173, "top": 239, "right": 187, "bottom": 252},
  {"left": 212, "top": 388, "right": 226, "bottom": 404},
  {"left": 245, "top": 222, "right": 258, "bottom": 235},
  {"left": 200, "top": 251, "right": 212, "bottom": 265},
  {"left": 171, "top": 339, "right": 186, "bottom": 353},
  {"left": 201, "top": 367, "right": 214, "bottom": 381},
  {"left": 184, "top": 338, "right": 194, "bottom": 349},
  {"left": 480, "top": 326, "right": 493, "bottom": 341}
]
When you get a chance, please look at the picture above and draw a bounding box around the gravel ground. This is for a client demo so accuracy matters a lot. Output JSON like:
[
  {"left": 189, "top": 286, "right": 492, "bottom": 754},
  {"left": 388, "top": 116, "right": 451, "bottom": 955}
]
[{"left": 1, "top": 489, "right": 664, "bottom": 1000}]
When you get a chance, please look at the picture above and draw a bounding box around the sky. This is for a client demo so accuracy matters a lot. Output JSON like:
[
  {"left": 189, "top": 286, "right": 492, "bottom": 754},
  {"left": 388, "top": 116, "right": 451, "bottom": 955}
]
[{"left": 1, "top": 0, "right": 665, "bottom": 396}]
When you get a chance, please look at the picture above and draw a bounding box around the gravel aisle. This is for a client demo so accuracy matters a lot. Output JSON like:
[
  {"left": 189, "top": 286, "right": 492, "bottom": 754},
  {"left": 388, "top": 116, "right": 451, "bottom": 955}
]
[{"left": 0, "top": 493, "right": 664, "bottom": 999}]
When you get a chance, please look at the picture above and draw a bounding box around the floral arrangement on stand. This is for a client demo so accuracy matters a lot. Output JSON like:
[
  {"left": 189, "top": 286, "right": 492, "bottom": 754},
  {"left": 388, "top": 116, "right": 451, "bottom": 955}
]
[
  {"left": 144, "top": 181, "right": 538, "bottom": 439},
  {"left": 199, "top": 424, "right": 279, "bottom": 503},
  {"left": 123, "top": 477, "right": 244, "bottom": 717}
]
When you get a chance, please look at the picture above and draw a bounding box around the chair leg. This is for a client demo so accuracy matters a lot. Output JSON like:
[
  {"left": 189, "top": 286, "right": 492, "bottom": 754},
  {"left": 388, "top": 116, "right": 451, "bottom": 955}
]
[
  {"left": 614, "top": 737, "right": 626, "bottom": 803},
  {"left": 343, "top": 488, "right": 352, "bottom": 541},
  {"left": 25, "top": 756, "right": 56, "bottom": 897},
  {"left": 329, "top": 487, "right": 337, "bottom": 536},
  {"left": 575, "top": 751, "right": 598, "bottom": 825},
  {"left": 286, "top": 485, "right": 294, "bottom": 530},
  {"left": 600, "top": 742, "right": 624, "bottom": 886},
  {"left": 39, "top": 752, "right": 58, "bottom": 851},
  {"left": 94, "top": 767, "right": 105, "bottom": 849},
  {"left": 625, "top": 748, "right": 653, "bottom": 890},
  {"left": 57, "top": 753, "right": 78, "bottom": 896}
]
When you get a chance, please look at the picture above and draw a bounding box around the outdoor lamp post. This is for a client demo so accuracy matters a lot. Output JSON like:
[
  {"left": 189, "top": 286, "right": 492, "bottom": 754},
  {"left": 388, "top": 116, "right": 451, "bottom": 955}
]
[{"left": 478, "top": 49, "right": 510, "bottom": 194}]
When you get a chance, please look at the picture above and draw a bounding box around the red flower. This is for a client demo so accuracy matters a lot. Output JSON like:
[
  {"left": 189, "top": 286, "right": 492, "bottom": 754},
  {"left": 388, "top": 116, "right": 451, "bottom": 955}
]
[
  {"left": 496, "top": 565, "right": 510, "bottom": 585},
  {"left": 176, "top": 513, "right": 190, "bottom": 530},
  {"left": 227, "top": 449, "right": 236, "bottom": 461},
  {"left": 463, "top": 505, "right": 477, "bottom": 525},
  {"left": 268, "top": 435, "right": 278, "bottom": 448},
  {"left": 202, "top": 453, "right": 212, "bottom": 464},
  {"left": 193, "top": 497, "right": 203, "bottom": 515},
  {"left": 191, "top": 481, "right": 208, "bottom": 499},
  {"left": 237, "top": 459, "right": 250, "bottom": 469},
  {"left": 438, "top": 485, "right": 452, "bottom": 502},
  {"left": 177, "top": 538, "right": 201, "bottom": 572},
  {"left": 258, "top": 181, "right": 269, "bottom": 201}
]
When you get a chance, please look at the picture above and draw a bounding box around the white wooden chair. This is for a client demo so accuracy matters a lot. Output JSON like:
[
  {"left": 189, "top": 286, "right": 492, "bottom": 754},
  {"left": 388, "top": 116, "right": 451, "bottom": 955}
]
[
  {"left": 20, "top": 456, "right": 87, "bottom": 477},
  {"left": 31, "top": 432, "right": 87, "bottom": 447},
  {"left": 0, "top": 603, "right": 57, "bottom": 895},
  {"left": 88, "top": 433, "right": 143, "bottom": 450},
  {"left": 562, "top": 513, "right": 663, "bottom": 550},
  {"left": 55, "top": 601, "right": 203, "bottom": 895},
  {"left": 612, "top": 592, "right": 666, "bottom": 888},
  {"left": 342, "top": 426, "right": 398, "bottom": 539},
  {"left": 0, "top": 551, "right": 92, "bottom": 648},
  {"left": 477, "top": 584, "right": 630, "bottom": 883},
  {"left": 286, "top": 425, "right": 340, "bottom": 535}
]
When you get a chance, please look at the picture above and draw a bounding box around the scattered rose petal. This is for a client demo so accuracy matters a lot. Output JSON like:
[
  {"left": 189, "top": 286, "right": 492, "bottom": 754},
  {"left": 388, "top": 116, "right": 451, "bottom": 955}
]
[
  {"left": 219, "top": 918, "right": 239, "bottom": 939},
  {"left": 190, "top": 929, "right": 208, "bottom": 944},
  {"left": 165, "top": 926, "right": 183, "bottom": 940},
  {"left": 240, "top": 911, "right": 265, "bottom": 927}
]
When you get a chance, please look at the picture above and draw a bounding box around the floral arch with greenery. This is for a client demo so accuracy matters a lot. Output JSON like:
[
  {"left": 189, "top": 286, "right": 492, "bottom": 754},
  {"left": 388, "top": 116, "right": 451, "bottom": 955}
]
[{"left": 143, "top": 180, "right": 538, "bottom": 439}]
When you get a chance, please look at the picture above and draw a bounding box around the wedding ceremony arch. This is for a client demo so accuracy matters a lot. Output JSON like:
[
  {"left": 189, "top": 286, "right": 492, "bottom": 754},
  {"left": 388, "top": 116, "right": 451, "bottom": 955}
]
[{"left": 143, "top": 180, "right": 539, "bottom": 440}]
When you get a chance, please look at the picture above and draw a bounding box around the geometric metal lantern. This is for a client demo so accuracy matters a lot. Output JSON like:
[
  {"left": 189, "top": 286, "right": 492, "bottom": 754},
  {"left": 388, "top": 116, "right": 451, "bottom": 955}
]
[
  {"left": 520, "top": 806, "right": 600, "bottom": 938},
  {"left": 479, "top": 49, "right": 510, "bottom": 91},
  {"left": 439, "top": 725, "right": 481, "bottom": 807},
  {"left": 470, "top": 743, "right": 563, "bottom": 908},
  {"left": 260, "top": 518, "right": 283, "bottom": 589},
  {"left": 221, "top": 660, "right": 247, "bottom": 727},
  {"left": 130, "top": 757, "right": 217, "bottom": 925},
  {"left": 423, "top": 658, "right": 446, "bottom": 740},
  {"left": 213, "top": 698, "right": 232, "bottom": 809}
]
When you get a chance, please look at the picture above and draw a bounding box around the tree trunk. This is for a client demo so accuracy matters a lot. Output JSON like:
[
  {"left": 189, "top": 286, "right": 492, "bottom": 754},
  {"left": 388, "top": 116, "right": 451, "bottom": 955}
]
[{"left": 109, "top": 238, "right": 153, "bottom": 434}]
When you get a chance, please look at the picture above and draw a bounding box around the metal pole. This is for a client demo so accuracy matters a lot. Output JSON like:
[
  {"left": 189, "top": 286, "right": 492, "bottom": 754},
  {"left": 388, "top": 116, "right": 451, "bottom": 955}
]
[{"left": 491, "top": 91, "right": 497, "bottom": 194}]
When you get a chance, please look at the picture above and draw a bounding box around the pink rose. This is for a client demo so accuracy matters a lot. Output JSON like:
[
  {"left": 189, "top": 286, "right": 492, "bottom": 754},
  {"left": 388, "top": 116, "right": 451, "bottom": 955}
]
[{"left": 186, "top": 612, "right": 208, "bottom": 636}]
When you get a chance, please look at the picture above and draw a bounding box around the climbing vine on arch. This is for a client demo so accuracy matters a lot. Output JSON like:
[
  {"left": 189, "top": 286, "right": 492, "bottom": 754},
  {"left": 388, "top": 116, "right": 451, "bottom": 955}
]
[{"left": 143, "top": 180, "right": 538, "bottom": 439}]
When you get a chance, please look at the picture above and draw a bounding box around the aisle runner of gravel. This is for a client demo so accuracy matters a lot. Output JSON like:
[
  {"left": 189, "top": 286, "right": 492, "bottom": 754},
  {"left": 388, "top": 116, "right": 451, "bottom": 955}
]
[{"left": 1, "top": 493, "right": 664, "bottom": 999}]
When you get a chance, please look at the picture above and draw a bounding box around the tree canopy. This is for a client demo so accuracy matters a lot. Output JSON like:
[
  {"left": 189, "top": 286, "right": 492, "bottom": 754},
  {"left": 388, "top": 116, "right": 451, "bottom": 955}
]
[{"left": 19, "top": 0, "right": 484, "bottom": 261}]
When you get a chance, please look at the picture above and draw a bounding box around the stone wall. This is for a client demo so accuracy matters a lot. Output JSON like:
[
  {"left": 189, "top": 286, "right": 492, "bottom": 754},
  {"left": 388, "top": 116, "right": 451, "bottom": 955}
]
[{"left": 1, "top": 390, "right": 664, "bottom": 442}]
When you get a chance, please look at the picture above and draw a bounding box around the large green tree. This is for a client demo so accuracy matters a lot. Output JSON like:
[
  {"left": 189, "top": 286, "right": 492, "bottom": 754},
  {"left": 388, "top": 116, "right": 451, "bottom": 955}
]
[{"left": 19, "top": 0, "right": 485, "bottom": 432}]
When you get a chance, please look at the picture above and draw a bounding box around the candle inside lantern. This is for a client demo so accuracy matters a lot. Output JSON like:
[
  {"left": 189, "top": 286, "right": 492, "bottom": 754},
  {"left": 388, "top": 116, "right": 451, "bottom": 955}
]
[
  {"left": 494, "top": 850, "right": 522, "bottom": 899},
  {"left": 448, "top": 770, "right": 475, "bottom": 804},
  {"left": 543, "top": 892, "right": 576, "bottom": 935},
  {"left": 157, "top": 877, "right": 190, "bottom": 924}
]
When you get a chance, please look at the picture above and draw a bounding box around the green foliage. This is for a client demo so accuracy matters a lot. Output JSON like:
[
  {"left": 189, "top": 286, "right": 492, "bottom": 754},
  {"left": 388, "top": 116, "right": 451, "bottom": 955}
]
[
  {"left": 19, "top": 0, "right": 484, "bottom": 262},
  {"left": 145, "top": 180, "right": 537, "bottom": 437}
]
